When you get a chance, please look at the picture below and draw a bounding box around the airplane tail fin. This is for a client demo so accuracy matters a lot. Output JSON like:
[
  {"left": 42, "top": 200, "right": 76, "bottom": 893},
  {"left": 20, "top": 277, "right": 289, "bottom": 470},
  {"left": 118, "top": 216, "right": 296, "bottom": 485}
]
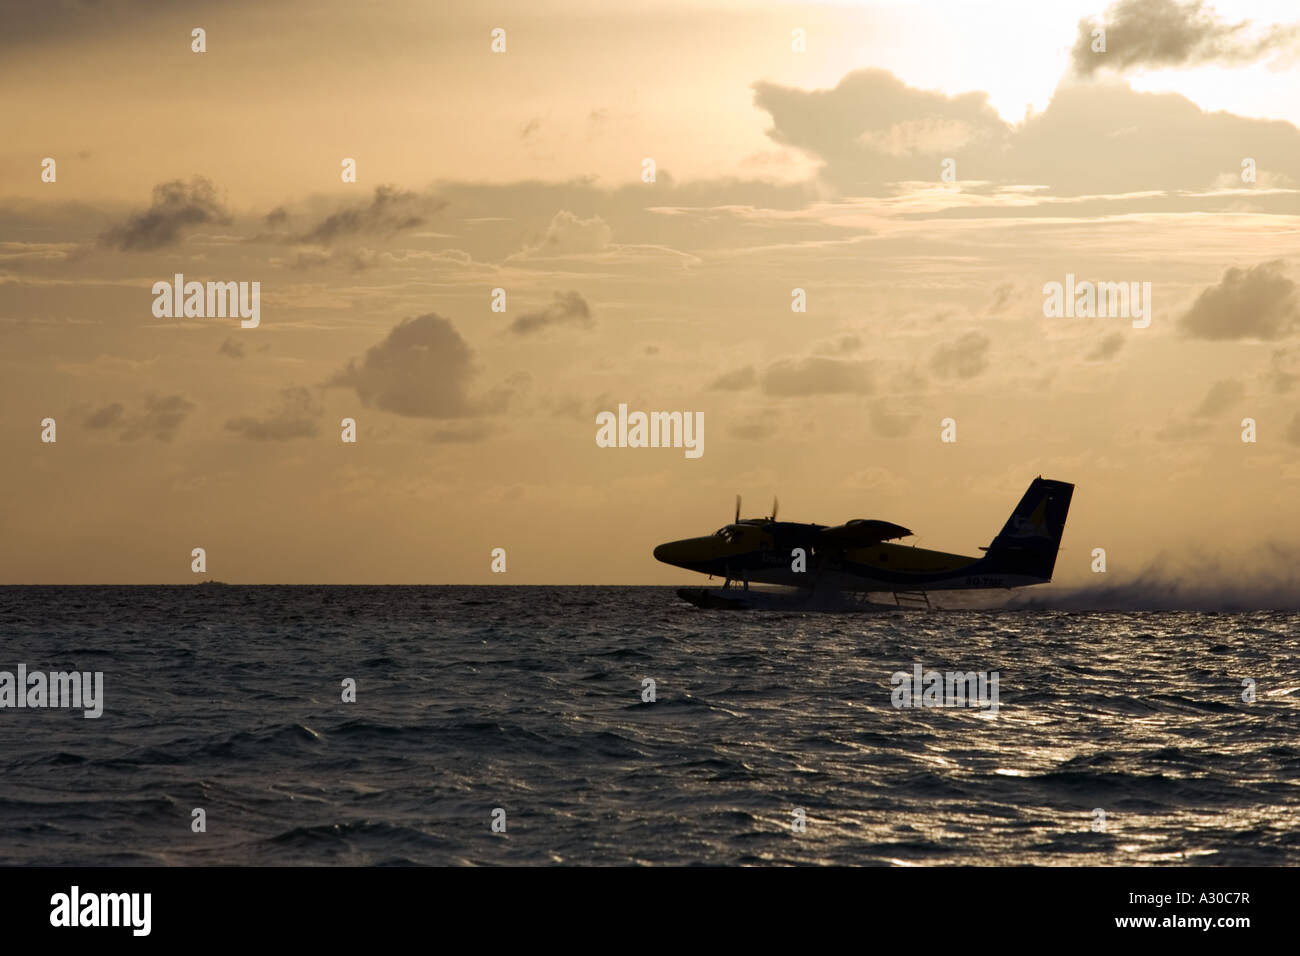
[{"left": 982, "top": 477, "right": 1074, "bottom": 582}]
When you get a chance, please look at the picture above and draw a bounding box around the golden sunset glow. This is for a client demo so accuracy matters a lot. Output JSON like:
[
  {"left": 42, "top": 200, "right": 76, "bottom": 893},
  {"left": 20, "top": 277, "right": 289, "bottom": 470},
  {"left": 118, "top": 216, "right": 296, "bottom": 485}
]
[{"left": 3, "top": 0, "right": 1298, "bottom": 585}]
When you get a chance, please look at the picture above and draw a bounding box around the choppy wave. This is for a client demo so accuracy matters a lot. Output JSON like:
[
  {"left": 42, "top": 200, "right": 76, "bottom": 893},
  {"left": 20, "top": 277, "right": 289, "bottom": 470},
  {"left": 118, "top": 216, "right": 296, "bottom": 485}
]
[{"left": 0, "top": 586, "right": 1297, "bottom": 865}]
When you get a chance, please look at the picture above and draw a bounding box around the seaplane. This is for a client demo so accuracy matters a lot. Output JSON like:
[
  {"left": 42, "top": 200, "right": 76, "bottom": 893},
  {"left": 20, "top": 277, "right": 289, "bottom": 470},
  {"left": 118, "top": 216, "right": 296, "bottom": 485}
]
[{"left": 653, "top": 476, "right": 1074, "bottom": 609}]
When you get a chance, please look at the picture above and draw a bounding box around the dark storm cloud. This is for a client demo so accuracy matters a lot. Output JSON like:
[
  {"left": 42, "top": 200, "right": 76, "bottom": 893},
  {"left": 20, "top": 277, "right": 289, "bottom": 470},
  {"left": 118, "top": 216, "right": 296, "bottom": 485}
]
[
  {"left": 97, "top": 178, "right": 231, "bottom": 251},
  {"left": 507, "top": 290, "right": 593, "bottom": 335},
  {"left": 1070, "top": 0, "right": 1299, "bottom": 76},
  {"left": 294, "top": 186, "right": 441, "bottom": 246},
  {"left": 224, "top": 387, "right": 321, "bottom": 440},
  {"left": 218, "top": 338, "right": 245, "bottom": 359},
  {"left": 1178, "top": 261, "right": 1299, "bottom": 341},
  {"left": 328, "top": 313, "right": 499, "bottom": 419},
  {"left": 929, "top": 332, "right": 990, "bottom": 379}
]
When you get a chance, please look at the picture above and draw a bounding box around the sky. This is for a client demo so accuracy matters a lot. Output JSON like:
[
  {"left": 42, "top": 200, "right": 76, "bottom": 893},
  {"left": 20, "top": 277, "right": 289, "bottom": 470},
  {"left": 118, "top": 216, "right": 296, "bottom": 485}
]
[{"left": 2, "top": 0, "right": 1299, "bottom": 586}]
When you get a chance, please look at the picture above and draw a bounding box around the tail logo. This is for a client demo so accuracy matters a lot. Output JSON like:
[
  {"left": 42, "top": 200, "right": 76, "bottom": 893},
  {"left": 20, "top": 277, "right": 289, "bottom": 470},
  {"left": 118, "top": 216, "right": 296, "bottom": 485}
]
[{"left": 1009, "top": 496, "right": 1051, "bottom": 539}]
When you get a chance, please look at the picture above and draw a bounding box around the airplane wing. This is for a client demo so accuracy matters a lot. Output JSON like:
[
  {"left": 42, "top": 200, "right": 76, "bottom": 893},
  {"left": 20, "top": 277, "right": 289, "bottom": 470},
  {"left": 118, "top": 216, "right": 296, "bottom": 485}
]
[{"left": 817, "top": 519, "right": 913, "bottom": 544}]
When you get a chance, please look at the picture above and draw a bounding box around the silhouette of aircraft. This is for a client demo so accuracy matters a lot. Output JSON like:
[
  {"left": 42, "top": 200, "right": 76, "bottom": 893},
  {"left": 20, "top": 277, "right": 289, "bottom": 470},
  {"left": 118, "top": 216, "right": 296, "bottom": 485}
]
[{"left": 653, "top": 477, "right": 1074, "bottom": 609}]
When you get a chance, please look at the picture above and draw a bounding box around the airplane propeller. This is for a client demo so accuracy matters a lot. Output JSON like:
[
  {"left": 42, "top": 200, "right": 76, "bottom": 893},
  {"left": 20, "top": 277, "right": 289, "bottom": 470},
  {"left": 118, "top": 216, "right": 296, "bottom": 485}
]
[{"left": 733, "top": 494, "right": 780, "bottom": 523}]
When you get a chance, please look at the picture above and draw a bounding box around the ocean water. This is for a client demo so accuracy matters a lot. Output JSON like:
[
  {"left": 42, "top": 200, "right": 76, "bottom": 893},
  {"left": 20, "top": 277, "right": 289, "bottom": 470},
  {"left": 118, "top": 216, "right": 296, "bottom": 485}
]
[{"left": 0, "top": 586, "right": 1297, "bottom": 866}]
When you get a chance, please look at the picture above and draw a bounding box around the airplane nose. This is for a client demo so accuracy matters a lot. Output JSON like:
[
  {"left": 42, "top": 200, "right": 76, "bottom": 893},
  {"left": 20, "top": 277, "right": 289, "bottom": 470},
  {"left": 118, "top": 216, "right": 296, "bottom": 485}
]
[
  {"left": 653, "top": 539, "right": 690, "bottom": 566},
  {"left": 654, "top": 536, "right": 723, "bottom": 568}
]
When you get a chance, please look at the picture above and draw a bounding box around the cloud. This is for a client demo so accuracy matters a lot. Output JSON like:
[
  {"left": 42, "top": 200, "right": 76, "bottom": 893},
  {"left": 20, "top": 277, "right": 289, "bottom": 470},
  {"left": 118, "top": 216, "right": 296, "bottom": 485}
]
[
  {"left": 83, "top": 394, "right": 194, "bottom": 441},
  {"left": 857, "top": 117, "right": 980, "bottom": 157},
  {"left": 0, "top": 0, "right": 211, "bottom": 50},
  {"left": 753, "top": 68, "right": 1009, "bottom": 193},
  {"left": 761, "top": 357, "right": 873, "bottom": 396},
  {"left": 710, "top": 355, "right": 873, "bottom": 396},
  {"left": 870, "top": 401, "right": 920, "bottom": 438},
  {"left": 542, "top": 395, "right": 587, "bottom": 420},
  {"left": 929, "top": 331, "right": 991, "bottom": 378},
  {"left": 430, "top": 422, "right": 493, "bottom": 444},
  {"left": 814, "top": 334, "right": 863, "bottom": 356},
  {"left": 1192, "top": 379, "right": 1245, "bottom": 417},
  {"left": 1070, "top": 0, "right": 1299, "bottom": 76},
  {"left": 1155, "top": 419, "right": 1212, "bottom": 441},
  {"left": 507, "top": 290, "right": 593, "bottom": 335},
  {"left": 755, "top": 68, "right": 1300, "bottom": 199},
  {"left": 294, "top": 186, "right": 440, "bottom": 246},
  {"left": 224, "top": 387, "right": 321, "bottom": 440},
  {"left": 1178, "top": 260, "right": 1299, "bottom": 341},
  {"left": 728, "top": 419, "right": 778, "bottom": 441},
  {"left": 219, "top": 338, "right": 245, "bottom": 359},
  {"left": 98, "top": 177, "right": 230, "bottom": 251},
  {"left": 84, "top": 403, "right": 125, "bottom": 430},
  {"left": 129, "top": 394, "right": 194, "bottom": 441},
  {"left": 1008, "top": 82, "right": 1300, "bottom": 198},
  {"left": 1265, "top": 347, "right": 1299, "bottom": 393},
  {"left": 515, "top": 210, "right": 612, "bottom": 258},
  {"left": 328, "top": 313, "right": 499, "bottom": 419},
  {"left": 286, "top": 247, "right": 377, "bottom": 271},
  {"left": 1287, "top": 412, "right": 1300, "bottom": 445},
  {"left": 1086, "top": 332, "right": 1126, "bottom": 361},
  {"left": 986, "top": 283, "right": 1015, "bottom": 316},
  {"left": 708, "top": 366, "right": 757, "bottom": 390}
]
